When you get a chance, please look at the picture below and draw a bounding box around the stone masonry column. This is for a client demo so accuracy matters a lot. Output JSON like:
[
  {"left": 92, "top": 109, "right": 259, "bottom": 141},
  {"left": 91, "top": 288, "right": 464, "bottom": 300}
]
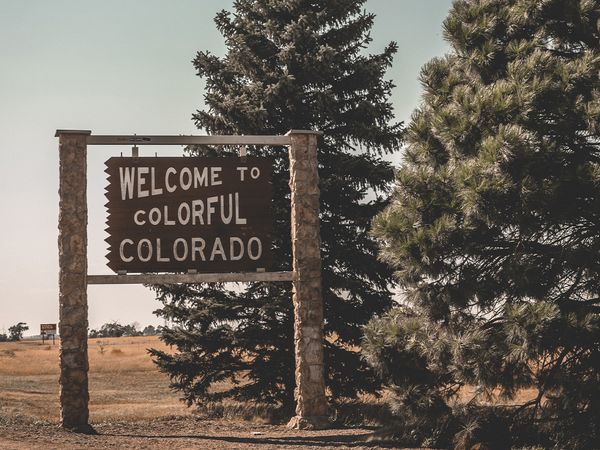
[
  {"left": 56, "top": 130, "right": 93, "bottom": 433},
  {"left": 286, "top": 130, "right": 329, "bottom": 430}
]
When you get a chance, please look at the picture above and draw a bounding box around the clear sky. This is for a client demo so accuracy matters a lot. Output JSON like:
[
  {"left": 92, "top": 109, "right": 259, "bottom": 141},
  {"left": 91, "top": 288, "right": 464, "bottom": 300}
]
[{"left": 0, "top": 0, "right": 452, "bottom": 334}]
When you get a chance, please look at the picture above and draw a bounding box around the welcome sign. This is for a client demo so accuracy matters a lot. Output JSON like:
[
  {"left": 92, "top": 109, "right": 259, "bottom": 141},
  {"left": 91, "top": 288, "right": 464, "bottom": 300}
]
[{"left": 104, "top": 157, "right": 273, "bottom": 273}]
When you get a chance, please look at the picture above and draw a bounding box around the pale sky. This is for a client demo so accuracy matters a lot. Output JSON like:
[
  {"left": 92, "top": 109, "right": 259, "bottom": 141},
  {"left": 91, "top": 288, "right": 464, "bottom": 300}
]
[{"left": 0, "top": 0, "right": 452, "bottom": 334}]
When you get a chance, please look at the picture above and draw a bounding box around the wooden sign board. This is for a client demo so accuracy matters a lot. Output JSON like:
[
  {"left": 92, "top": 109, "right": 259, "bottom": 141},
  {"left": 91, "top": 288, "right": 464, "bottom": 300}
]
[
  {"left": 105, "top": 157, "right": 273, "bottom": 273},
  {"left": 41, "top": 323, "right": 57, "bottom": 335}
]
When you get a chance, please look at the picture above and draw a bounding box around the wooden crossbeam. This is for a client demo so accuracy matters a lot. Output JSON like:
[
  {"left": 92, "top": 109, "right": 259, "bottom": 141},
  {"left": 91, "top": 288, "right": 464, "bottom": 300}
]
[
  {"left": 84, "top": 134, "right": 291, "bottom": 146},
  {"left": 87, "top": 271, "right": 294, "bottom": 285}
]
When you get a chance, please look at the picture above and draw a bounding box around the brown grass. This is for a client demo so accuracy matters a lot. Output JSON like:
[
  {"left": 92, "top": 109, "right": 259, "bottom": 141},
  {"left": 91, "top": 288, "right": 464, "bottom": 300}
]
[
  {"left": 0, "top": 336, "right": 539, "bottom": 427},
  {"left": 456, "top": 383, "right": 538, "bottom": 406},
  {"left": 0, "top": 336, "right": 191, "bottom": 422}
]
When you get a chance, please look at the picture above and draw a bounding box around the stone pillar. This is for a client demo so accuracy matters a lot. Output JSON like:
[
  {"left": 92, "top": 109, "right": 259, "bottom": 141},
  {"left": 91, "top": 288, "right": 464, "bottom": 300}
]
[
  {"left": 56, "top": 130, "right": 93, "bottom": 433},
  {"left": 286, "top": 130, "right": 329, "bottom": 430}
]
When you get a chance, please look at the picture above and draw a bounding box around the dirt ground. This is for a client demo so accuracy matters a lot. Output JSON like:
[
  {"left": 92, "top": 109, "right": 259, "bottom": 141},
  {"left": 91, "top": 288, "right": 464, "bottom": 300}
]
[
  {"left": 0, "top": 337, "right": 407, "bottom": 449},
  {"left": 0, "top": 415, "right": 405, "bottom": 450}
]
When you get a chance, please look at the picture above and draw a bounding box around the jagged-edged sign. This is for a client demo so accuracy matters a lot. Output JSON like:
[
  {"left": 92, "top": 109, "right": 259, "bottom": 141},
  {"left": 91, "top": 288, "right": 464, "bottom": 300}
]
[
  {"left": 104, "top": 157, "right": 273, "bottom": 273},
  {"left": 40, "top": 323, "right": 57, "bottom": 335}
]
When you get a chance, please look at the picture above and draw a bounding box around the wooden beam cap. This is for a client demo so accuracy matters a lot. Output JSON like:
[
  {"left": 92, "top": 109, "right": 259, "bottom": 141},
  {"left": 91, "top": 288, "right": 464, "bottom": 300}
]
[
  {"left": 55, "top": 130, "right": 92, "bottom": 137},
  {"left": 285, "top": 130, "right": 323, "bottom": 136}
]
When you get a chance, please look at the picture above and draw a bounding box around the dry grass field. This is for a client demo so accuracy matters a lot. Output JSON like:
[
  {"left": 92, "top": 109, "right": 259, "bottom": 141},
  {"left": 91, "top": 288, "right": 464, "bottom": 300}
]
[
  {"left": 0, "top": 336, "right": 403, "bottom": 449},
  {"left": 0, "top": 336, "right": 190, "bottom": 422},
  {"left": 0, "top": 336, "right": 537, "bottom": 449}
]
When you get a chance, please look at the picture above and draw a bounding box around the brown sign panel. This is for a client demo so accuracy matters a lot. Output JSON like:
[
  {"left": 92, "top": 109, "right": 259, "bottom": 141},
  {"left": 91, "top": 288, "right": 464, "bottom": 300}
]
[
  {"left": 105, "top": 157, "right": 273, "bottom": 273},
  {"left": 40, "top": 323, "right": 57, "bottom": 334}
]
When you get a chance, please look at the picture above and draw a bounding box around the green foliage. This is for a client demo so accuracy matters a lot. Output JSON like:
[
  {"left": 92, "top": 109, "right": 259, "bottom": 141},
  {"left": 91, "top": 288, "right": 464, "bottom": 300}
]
[
  {"left": 142, "top": 325, "right": 158, "bottom": 336},
  {"left": 150, "top": 0, "right": 402, "bottom": 408},
  {"left": 365, "top": 0, "right": 600, "bottom": 448},
  {"left": 8, "top": 322, "right": 28, "bottom": 341},
  {"left": 89, "top": 321, "right": 142, "bottom": 338}
]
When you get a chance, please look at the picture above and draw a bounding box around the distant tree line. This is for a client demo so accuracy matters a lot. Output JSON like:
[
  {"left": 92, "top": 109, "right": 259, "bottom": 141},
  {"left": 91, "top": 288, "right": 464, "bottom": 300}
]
[
  {"left": 89, "top": 321, "right": 160, "bottom": 338},
  {"left": 0, "top": 321, "right": 159, "bottom": 341}
]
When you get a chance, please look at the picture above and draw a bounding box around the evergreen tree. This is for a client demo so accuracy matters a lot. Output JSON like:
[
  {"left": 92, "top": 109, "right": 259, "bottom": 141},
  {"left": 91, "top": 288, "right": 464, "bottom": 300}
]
[
  {"left": 150, "top": 0, "right": 402, "bottom": 409},
  {"left": 364, "top": 0, "right": 600, "bottom": 448}
]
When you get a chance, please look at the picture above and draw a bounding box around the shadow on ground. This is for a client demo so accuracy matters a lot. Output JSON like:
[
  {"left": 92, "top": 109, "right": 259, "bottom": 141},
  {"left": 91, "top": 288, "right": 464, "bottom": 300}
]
[{"left": 103, "top": 428, "right": 400, "bottom": 448}]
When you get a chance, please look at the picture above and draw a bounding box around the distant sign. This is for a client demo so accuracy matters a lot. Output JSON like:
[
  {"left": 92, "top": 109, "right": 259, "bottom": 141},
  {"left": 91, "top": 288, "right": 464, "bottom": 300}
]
[
  {"left": 104, "top": 157, "right": 273, "bottom": 273},
  {"left": 40, "top": 323, "right": 57, "bottom": 335}
]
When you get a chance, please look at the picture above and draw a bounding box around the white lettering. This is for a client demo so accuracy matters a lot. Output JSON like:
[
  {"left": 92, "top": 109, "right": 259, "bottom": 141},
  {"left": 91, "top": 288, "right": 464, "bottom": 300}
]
[
  {"left": 210, "top": 237, "right": 226, "bottom": 261},
  {"left": 206, "top": 196, "right": 218, "bottom": 225},
  {"left": 229, "top": 237, "right": 244, "bottom": 261},
  {"left": 119, "top": 239, "right": 134, "bottom": 262},
  {"left": 250, "top": 167, "right": 260, "bottom": 179},
  {"left": 163, "top": 205, "right": 175, "bottom": 226},
  {"left": 149, "top": 207, "right": 161, "bottom": 225},
  {"left": 138, "top": 239, "right": 152, "bottom": 262},
  {"left": 220, "top": 194, "right": 233, "bottom": 224},
  {"left": 234, "top": 192, "right": 247, "bottom": 224},
  {"left": 192, "top": 200, "right": 204, "bottom": 225},
  {"left": 178, "top": 202, "right": 191, "bottom": 225},
  {"left": 211, "top": 167, "right": 222, "bottom": 185},
  {"left": 119, "top": 237, "right": 265, "bottom": 265},
  {"left": 150, "top": 167, "right": 163, "bottom": 196},
  {"left": 133, "top": 210, "right": 146, "bottom": 225},
  {"left": 165, "top": 167, "right": 177, "bottom": 193},
  {"left": 191, "top": 238, "right": 206, "bottom": 261},
  {"left": 237, "top": 166, "right": 248, "bottom": 181},
  {"left": 119, "top": 167, "right": 135, "bottom": 200},
  {"left": 156, "top": 239, "right": 170, "bottom": 262},
  {"left": 173, "top": 238, "right": 188, "bottom": 261},
  {"left": 137, "top": 167, "right": 150, "bottom": 198},
  {"left": 248, "top": 237, "right": 262, "bottom": 260},
  {"left": 194, "top": 167, "right": 209, "bottom": 187},
  {"left": 180, "top": 167, "right": 192, "bottom": 190}
]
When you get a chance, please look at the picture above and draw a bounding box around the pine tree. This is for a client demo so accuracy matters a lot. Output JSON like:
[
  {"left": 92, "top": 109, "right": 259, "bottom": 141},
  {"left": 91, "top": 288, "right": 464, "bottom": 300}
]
[
  {"left": 150, "top": 0, "right": 402, "bottom": 409},
  {"left": 364, "top": 0, "right": 600, "bottom": 448}
]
